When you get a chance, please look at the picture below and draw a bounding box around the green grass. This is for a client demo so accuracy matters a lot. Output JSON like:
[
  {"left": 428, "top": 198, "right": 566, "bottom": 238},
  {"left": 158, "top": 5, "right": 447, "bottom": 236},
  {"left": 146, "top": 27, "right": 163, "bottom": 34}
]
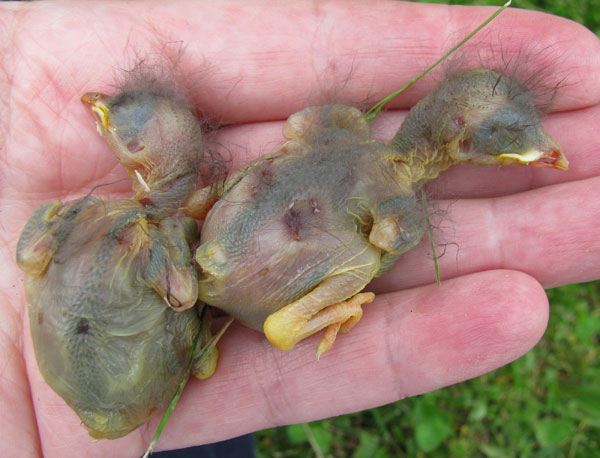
[{"left": 255, "top": 1, "right": 600, "bottom": 456}]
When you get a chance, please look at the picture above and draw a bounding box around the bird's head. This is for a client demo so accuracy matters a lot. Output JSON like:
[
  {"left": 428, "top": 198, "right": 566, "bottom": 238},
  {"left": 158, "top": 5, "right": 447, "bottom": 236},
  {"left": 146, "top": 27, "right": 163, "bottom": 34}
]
[
  {"left": 444, "top": 69, "right": 567, "bottom": 170},
  {"left": 81, "top": 90, "right": 203, "bottom": 212}
]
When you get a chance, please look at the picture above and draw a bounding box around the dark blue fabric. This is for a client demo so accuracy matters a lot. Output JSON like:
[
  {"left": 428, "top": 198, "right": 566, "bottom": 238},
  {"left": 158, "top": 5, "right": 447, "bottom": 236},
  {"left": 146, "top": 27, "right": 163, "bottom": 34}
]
[{"left": 149, "top": 434, "right": 254, "bottom": 458}]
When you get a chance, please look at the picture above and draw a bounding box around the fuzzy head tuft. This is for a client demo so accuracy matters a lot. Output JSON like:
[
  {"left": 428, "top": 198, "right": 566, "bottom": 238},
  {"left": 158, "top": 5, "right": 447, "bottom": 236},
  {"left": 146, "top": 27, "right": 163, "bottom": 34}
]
[{"left": 82, "top": 50, "right": 227, "bottom": 213}]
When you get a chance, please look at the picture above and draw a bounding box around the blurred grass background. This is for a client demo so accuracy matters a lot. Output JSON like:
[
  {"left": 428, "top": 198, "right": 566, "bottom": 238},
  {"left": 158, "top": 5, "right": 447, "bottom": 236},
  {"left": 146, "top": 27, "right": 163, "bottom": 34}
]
[{"left": 254, "top": 1, "right": 600, "bottom": 456}]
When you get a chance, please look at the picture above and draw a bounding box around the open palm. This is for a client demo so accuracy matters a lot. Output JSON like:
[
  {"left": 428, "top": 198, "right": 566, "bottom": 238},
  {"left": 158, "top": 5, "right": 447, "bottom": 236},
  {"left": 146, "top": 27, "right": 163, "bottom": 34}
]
[{"left": 1, "top": 2, "right": 599, "bottom": 457}]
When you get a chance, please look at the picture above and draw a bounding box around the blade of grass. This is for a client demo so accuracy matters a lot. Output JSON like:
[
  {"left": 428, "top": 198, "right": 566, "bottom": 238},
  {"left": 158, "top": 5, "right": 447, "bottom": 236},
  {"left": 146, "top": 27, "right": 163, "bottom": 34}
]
[
  {"left": 365, "top": 0, "right": 512, "bottom": 122},
  {"left": 143, "top": 314, "right": 234, "bottom": 458},
  {"left": 301, "top": 423, "right": 325, "bottom": 458}
]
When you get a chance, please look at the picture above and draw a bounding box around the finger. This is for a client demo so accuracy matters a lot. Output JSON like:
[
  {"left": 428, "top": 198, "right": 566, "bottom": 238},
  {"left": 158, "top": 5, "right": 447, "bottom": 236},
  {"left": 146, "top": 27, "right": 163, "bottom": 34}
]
[
  {"left": 24, "top": 270, "right": 546, "bottom": 455},
  {"left": 210, "top": 103, "right": 600, "bottom": 197},
  {"left": 98, "top": 1, "right": 600, "bottom": 117},
  {"left": 371, "top": 176, "right": 600, "bottom": 293},
  {"left": 5, "top": 1, "right": 600, "bottom": 123},
  {"left": 4, "top": 96, "right": 598, "bottom": 213},
  {"left": 143, "top": 269, "right": 548, "bottom": 451}
]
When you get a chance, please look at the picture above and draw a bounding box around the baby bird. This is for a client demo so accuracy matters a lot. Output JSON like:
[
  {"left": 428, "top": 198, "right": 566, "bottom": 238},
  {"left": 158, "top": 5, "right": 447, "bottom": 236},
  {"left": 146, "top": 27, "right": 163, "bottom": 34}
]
[
  {"left": 191, "top": 68, "right": 566, "bottom": 358},
  {"left": 392, "top": 68, "right": 567, "bottom": 184},
  {"left": 17, "top": 89, "right": 215, "bottom": 439}
]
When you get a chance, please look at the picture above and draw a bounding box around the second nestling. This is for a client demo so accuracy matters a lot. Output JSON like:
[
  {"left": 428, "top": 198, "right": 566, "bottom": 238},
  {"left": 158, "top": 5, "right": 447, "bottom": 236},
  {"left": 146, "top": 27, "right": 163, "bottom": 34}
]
[
  {"left": 17, "top": 87, "right": 217, "bottom": 439},
  {"left": 187, "top": 68, "right": 568, "bottom": 359}
]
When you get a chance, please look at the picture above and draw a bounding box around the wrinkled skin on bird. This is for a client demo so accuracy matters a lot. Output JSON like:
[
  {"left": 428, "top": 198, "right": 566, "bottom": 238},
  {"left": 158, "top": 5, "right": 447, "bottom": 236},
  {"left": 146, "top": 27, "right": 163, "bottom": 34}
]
[
  {"left": 189, "top": 68, "right": 567, "bottom": 359},
  {"left": 16, "top": 90, "right": 217, "bottom": 439}
]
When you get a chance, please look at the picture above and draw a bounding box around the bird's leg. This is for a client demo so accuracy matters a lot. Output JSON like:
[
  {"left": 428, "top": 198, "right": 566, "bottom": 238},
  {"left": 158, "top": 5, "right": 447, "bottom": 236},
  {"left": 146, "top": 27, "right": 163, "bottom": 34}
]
[
  {"left": 282, "top": 104, "right": 372, "bottom": 142},
  {"left": 182, "top": 185, "right": 219, "bottom": 220},
  {"left": 143, "top": 217, "right": 199, "bottom": 311},
  {"left": 369, "top": 193, "right": 427, "bottom": 258},
  {"left": 16, "top": 201, "right": 64, "bottom": 275},
  {"left": 263, "top": 247, "right": 380, "bottom": 357},
  {"left": 298, "top": 292, "right": 375, "bottom": 359}
]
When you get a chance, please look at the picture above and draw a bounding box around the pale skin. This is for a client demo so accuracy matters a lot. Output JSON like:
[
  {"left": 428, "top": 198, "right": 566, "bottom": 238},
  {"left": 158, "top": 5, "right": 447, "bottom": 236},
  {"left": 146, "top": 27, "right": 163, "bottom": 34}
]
[{"left": 1, "top": 1, "right": 599, "bottom": 457}]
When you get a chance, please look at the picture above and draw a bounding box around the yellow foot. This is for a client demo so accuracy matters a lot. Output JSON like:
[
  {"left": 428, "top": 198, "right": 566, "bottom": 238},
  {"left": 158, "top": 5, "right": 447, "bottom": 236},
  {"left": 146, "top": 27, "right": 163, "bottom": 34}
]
[
  {"left": 193, "top": 347, "right": 219, "bottom": 380},
  {"left": 192, "top": 316, "right": 233, "bottom": 380},
  {"left": 264, "top": 292, "right": 375, "bottom": 356},
  {"left": 315, "top": 292, "right": 373, "bottom": 359},
  {"left": 316, "top": 322, "right": 342, "bottom": 360}
]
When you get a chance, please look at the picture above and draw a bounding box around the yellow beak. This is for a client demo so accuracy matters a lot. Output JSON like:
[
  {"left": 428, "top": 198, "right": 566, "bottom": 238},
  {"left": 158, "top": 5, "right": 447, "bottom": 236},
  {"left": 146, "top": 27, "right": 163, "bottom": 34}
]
[
  {"left": 81, "top": 93, "right": 111, "bottom": 132},
  {"left": 498, "top": 139, "right": 568, "bottom": 170}
]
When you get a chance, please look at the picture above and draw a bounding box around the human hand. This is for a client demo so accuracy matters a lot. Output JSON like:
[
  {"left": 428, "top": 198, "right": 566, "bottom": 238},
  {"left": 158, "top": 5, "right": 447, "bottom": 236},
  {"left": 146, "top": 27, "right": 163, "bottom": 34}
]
[{"left": 1, "top": 1, "right": 599, "bottom": 456}]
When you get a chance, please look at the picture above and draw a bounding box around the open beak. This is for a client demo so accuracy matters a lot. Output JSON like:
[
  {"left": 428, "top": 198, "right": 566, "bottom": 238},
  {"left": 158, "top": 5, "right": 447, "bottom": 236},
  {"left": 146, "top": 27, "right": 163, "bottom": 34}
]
[
  {"left": 498, "top": 138, "right": 568, "bottom": 170},
  {"left": 81, "top": 93, "right": 111, "bottom": 134}
]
